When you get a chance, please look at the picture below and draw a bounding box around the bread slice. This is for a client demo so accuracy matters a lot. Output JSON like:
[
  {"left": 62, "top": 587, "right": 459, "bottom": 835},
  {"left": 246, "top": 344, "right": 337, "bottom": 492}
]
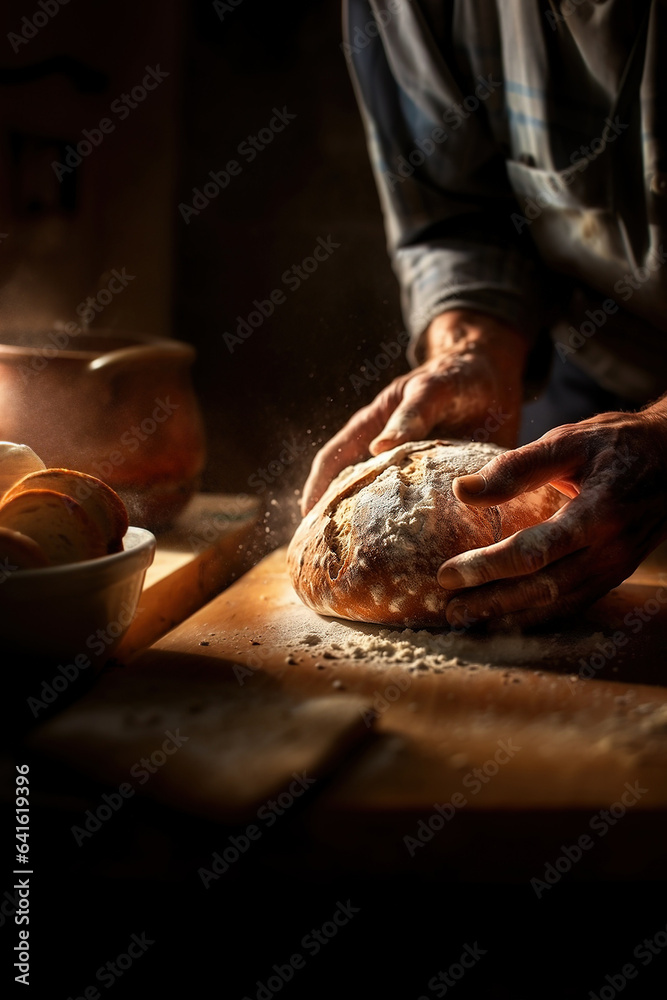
[
  {"left": 0, "top": 526, "right": 50, "bottom": 573},
  {"left": 0, "top": 489, "right": 107, "bottom": 565},
  {"left": 4, "top": 469, "right": 128, "bottom": 553}
]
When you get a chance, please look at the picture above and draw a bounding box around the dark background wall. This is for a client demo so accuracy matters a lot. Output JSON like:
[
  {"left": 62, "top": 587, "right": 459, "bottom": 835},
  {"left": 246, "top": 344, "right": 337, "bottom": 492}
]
[
  {"left": 0, "top": 0, "right": 408, "bottom": 534},
  {"left": 175, "top": 0, "right": 407, "bottom": 504}
]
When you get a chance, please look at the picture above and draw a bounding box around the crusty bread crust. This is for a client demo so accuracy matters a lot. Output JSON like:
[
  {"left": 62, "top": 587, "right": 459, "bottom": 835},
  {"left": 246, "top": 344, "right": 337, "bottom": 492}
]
[{"left": 288, "top": 440, "right": 565, "bottom": 627}]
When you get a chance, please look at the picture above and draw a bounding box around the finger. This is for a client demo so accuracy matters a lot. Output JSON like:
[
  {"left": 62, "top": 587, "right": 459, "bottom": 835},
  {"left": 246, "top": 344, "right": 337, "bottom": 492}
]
[
  {"left": 444, "top": 551, "right": 603, "bottom": 627},
  {"left": 437, "top": 501, "right": 590, "bottom": 590},
  {"left": 452, "top": 432, "right": 583, "bottom": 507},
  {"left": 498, "top": 574, "right": 619, "bottom": 629},
  {"left": 301, "top": 383, "right": 406, "bottom": 514},
  {"left": 301, "top": 430, "right": 369, "bottom": 516},
  {"left": 369, "top": 405, "right": 431, "bottom": 455},
  {"left": 368, "top": 376, "right": 444, "bottom": 454}
]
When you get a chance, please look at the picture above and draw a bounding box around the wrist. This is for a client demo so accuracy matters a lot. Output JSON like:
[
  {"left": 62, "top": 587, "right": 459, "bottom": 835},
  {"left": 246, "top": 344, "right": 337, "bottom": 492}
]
[
  {"left": 424, "top": 310, "right": 530, "bottom": 372},
  {"left": 640, "top": 393, "right": 667, "bottom": 443}
]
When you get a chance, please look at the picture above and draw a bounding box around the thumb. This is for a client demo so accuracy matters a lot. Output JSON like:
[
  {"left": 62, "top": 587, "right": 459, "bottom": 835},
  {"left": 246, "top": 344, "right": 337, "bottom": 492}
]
[
  {"left": 452, "top": 437, "right": 580, "bottom": 506},
  {"left": 369, "top": 376, "right": 445, "bottom": 454},
  {"left": 369, "top": 404, "right": 432, "bottom": 455}
]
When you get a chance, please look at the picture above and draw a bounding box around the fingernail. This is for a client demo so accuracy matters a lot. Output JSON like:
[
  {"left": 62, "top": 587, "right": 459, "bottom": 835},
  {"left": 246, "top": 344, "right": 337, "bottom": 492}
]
[
  {"left": 457, "top": 473, "right": 486, "bottom": 495},
  {"left": 369, "top": 434, "right": 401, "bottom": 454},
  {"left": 446, "top": 600, "right": 468, "bottom": 626},
  {"left": 438, "top": 565, "right": 464, "bottom": 589}
]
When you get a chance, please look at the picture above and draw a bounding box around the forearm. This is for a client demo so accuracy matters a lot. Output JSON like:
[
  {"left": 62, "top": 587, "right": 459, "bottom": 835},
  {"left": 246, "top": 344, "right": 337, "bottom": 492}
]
[
  {"left": 640, "top": 393, "right": 667, "bottom": 457},
  {"left": 643, "top": 392, "right": 667, "bottom": 421},
  {"left": 425, "top": 308, "right": 528, "bottom": 356}
]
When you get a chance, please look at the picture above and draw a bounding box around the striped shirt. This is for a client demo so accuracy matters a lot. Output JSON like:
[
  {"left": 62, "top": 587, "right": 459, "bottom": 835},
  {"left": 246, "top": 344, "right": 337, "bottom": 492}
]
[{"left": 343, "top": 0, "right": 667, "bottom": 401}]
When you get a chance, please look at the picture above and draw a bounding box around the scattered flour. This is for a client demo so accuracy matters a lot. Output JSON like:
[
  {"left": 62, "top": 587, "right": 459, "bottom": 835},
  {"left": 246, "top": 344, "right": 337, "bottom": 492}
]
[{"left": 282, "top": 621, "right": 609, "bottom": 673}]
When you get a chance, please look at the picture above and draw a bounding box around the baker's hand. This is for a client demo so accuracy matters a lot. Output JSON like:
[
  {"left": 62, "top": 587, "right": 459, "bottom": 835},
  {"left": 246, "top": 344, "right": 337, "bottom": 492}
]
[
  {"left": 301, "top": 310, "right": 528, "bottom": 515},
  {"left": 438, "top": 405, "right": 667, "bottom": 628}
]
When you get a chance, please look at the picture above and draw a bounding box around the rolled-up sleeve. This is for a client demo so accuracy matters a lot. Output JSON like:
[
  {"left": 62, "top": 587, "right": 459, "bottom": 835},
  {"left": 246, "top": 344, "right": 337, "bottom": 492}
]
[{"left": 343, "top": 0, "right": 552, "bottom": 361}]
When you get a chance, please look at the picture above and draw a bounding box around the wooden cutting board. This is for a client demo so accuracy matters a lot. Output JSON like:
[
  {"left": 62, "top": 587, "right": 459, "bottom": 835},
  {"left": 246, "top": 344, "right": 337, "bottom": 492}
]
[
  {"left": 28, "top": 545, "right": 667, "bottom": 823},
  {"left": 26, "top": 653, "right": 372, "bottom": 823},
  {"left": 115, "top": 492, "right": 261, "bottom": 658}
]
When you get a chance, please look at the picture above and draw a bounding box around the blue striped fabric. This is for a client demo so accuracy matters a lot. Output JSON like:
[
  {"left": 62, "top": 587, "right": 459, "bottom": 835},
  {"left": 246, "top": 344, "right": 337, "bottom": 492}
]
[{"left": 343, "top": 0, "right": 667, "bottom": 400}]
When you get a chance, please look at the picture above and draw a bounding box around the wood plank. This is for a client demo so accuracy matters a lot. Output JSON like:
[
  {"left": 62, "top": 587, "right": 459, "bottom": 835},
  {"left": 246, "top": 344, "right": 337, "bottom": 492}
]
[
  {"left": 135, "top": 546, "right": 667, "bottom": 812},
  {"left": 115, "top": 492, "right": 261, "bottom": 659},
  {"left": 25, "top": 649, "right": 373, "bottom": 823},
  {"left": 26, "top": 544, "right": 667, "bottom": 827}
]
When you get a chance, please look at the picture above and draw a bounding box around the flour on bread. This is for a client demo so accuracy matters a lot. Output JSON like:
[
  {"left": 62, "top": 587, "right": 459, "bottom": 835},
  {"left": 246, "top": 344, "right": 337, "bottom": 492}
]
[{"left": 288, "top": 440, "right": 565, "bottom": 628}]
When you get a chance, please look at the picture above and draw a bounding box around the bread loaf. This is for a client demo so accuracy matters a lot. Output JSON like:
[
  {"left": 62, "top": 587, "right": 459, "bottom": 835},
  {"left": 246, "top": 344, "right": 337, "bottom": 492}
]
[{"left": 288, "top": 439, "right": 565, "bottom": 627}]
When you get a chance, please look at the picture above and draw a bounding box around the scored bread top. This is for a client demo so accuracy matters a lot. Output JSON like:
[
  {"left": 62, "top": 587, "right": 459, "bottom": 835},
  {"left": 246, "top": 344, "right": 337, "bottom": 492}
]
[{"left": 288, "top": 440, "right": 565, "bottom": 628}]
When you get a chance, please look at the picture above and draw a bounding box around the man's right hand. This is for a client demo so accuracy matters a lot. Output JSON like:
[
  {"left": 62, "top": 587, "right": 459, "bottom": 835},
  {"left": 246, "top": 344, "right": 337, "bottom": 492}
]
[{"left": 301, "top": 309, "right": 530, "bottom": 515}]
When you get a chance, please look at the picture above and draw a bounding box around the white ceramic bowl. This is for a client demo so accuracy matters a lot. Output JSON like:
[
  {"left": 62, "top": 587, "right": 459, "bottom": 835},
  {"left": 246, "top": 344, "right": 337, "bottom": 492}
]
[{"left": 0, "top": 526, "right": 156, "bottom": 661}]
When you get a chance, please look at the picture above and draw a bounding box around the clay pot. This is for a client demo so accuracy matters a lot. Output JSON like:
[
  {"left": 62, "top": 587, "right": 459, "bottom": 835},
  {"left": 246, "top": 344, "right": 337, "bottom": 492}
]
[{"left": 0, "top": 330, "right": 206, "bottom": 530}]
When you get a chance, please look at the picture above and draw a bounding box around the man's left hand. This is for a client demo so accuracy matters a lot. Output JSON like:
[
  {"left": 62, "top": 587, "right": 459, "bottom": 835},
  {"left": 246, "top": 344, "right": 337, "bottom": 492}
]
[{"left": 437, "top": 405, "right": 667, "bottom": 628}]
